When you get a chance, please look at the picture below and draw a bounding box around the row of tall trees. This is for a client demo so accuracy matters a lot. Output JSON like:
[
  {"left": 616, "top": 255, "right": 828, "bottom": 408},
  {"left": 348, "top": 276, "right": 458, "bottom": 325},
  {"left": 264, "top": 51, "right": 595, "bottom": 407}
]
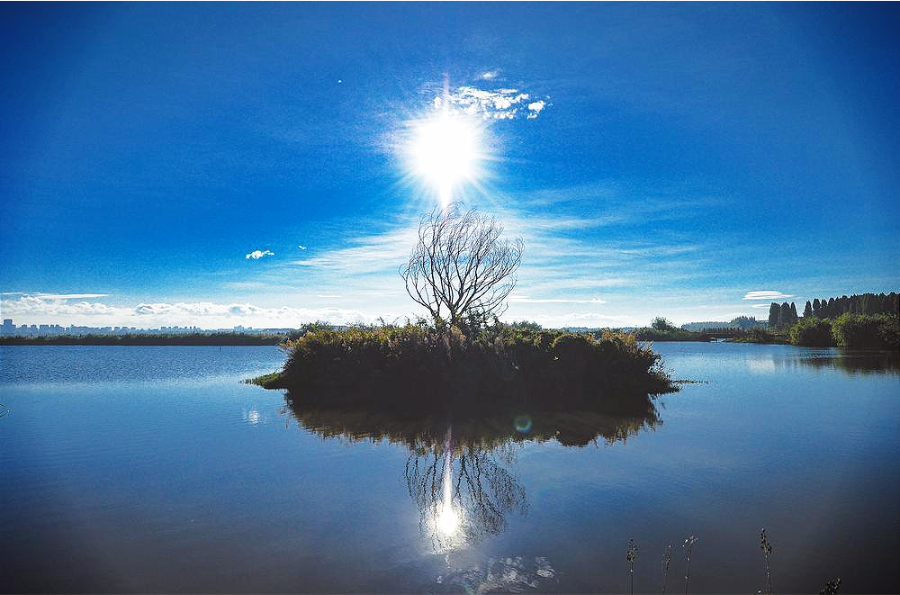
[
  {"left": 767, "top": 302, "right": 799, "bottom": 330},
  {"left": 804, "top": 292, "right": 898, "bottom": 319},
  {"left": 768, "top": 292, "right": 899, "bottom": 330}
]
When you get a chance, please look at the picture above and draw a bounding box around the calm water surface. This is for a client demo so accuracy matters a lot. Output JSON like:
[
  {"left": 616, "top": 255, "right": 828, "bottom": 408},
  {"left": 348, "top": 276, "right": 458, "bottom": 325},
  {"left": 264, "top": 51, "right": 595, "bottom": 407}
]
[{"left": 1, "top": 343, "right": 898, "bottom": 593}]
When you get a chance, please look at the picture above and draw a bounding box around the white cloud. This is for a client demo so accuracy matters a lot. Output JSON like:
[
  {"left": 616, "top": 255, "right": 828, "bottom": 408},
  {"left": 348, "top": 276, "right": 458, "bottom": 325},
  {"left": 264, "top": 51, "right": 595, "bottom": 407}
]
[
  {"left": 245, "top": 249, "right": 275, "bottom": 260},
  {"left": 478, "top": 70, "right": 500, "bottom": 80},
  {"left": 526, "top": 100, "right": 546, "bottom": 119},
  {"left": 297, "top": 245, "right": 307, "bottom": 250},
  {"left": 1, "top": 295, "right": 375, "bottom": 328},
  {"left": 743, "top": 291, "right": 794, "bottom": 300},
  {"left": 437, "top": 84, "right": 549, "bottom": 120}
]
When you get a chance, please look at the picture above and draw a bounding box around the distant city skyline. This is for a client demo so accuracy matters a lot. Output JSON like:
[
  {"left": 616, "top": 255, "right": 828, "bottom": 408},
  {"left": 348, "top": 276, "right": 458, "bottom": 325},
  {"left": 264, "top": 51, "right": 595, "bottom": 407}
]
[{"left": 2, "top": 3, "right": 898, "bottom": 328}]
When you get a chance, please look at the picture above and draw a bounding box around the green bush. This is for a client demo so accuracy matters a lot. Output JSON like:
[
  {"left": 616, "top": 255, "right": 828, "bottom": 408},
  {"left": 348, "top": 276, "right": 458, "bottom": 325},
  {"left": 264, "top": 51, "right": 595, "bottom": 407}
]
[
  {"left": 831, "top": 313, "right": 899, "bottom": 350},
  {"left": 257, "top": 325, "right": 673, "bottom": 410},
  {"left": 789, "top": 318, "right": 834, "bottom": 347}
]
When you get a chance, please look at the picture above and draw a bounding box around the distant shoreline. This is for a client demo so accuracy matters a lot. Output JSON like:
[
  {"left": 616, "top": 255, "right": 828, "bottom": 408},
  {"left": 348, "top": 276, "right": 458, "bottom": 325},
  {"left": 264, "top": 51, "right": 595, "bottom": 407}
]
[
  {"left": 0, "top": 333, "right": 285, "bottom": 346},
  {"left": 0, "top": 332, "right": 797, "bottom": 347}
]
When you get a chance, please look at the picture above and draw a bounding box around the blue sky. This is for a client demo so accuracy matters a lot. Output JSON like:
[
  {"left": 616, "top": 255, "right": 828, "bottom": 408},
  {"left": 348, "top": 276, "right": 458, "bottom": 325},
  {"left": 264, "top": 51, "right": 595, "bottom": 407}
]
[{"left": 1, "top": 3, "right": 898, "bottom": 328}]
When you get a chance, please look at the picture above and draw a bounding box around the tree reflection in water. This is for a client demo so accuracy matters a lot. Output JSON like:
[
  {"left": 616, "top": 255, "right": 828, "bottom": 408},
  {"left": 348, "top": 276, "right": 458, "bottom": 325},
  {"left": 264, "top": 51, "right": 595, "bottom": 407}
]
[
  {"left": 282, "top": 391, "right": 663, "bottom": 552},
  {"left": 405, "top": 426, "right": 527, "bottom": 551}
]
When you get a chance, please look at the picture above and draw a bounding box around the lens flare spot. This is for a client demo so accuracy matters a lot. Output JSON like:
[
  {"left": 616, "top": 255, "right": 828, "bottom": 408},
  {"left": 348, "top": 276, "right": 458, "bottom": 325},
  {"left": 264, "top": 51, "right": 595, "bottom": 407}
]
[{"left": 514, "top": 414, "right": 533, "bottom": 434}]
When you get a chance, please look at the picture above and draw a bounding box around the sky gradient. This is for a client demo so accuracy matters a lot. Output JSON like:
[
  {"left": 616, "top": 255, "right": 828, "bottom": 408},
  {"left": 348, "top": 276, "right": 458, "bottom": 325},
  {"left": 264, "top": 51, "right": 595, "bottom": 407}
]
[{"left": 1, "top": 3, "right": 898, "bottom": 328}]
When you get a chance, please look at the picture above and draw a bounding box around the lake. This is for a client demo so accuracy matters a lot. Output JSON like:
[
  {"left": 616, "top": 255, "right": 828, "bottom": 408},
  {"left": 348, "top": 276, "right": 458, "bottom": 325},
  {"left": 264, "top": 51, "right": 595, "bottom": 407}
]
[{"left": 1, "top": 343, "right": 898, "bottom": 593}]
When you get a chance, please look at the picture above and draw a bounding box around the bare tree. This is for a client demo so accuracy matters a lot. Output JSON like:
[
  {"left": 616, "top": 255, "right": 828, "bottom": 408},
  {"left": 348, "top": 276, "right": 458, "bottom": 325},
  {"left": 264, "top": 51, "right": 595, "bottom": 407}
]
[{"left": 400, "top": 205, "right": 523, "bottom": 329}]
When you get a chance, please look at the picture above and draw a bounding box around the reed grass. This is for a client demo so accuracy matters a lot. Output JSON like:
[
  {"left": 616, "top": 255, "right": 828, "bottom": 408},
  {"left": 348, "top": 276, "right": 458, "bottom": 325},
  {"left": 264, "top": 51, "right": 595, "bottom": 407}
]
[
  {"left": 626, "top": 539, "right": 638, "bottom": 595},
  {"left": 661, "top": 542, "right": 673, "bottom": 595},
  {"left": 759, "top": 528, "right": 773, "bottom": 595},
  {"left": 683, "top": 533, "right": 698, "bottom": 595}
]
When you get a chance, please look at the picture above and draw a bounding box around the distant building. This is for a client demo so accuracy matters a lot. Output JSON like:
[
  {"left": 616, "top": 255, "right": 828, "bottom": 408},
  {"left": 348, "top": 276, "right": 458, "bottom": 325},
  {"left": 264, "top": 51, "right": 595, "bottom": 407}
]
[{"left": 1, "top": 319, "right": 14, "bottom": 335}]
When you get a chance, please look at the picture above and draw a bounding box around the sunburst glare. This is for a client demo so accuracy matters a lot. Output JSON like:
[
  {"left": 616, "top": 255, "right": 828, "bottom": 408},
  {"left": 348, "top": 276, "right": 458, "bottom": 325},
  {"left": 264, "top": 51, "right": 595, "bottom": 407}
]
[{"left": 404, "top": 109, "right": 486, "bottom": 209}]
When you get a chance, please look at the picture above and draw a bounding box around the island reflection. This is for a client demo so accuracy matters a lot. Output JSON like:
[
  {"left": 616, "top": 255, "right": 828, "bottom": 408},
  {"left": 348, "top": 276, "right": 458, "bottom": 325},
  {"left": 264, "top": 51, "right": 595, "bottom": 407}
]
[
  {"left": 282, "top": 390, "right": 663, "bottom": 551},
  {"left": 799, "top": 350, "right": 900, "bottom": 376}
]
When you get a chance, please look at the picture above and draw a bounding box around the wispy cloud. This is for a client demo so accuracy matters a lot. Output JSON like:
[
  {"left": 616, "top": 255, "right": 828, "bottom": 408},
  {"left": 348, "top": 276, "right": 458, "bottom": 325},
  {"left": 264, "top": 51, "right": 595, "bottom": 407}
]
[
  {"left": 297, "top": 245, "right": 307, "bottom": 250},
  {"left": 743, "top": 291, "right": 794, "bottom": 300},
  {"left": 478, "top": 70, "right": 500, "bottom": 81},
  {"left": 246, "top": 249, "right": 275, "bottom": 260},
  {"left": 289, "top": 223, "right": 417, "bottom": 275},
  {"left": 510, "top": 295, "right": 605, "bottom": 304},
  {"left": 0, "top": 292, "right": 109, "bottom": 300}
]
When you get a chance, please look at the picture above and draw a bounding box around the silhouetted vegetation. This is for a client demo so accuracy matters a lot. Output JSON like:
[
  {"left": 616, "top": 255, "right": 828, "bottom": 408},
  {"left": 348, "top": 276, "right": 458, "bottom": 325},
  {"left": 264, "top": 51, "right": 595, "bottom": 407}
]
[
  {"left": 284, "top": 397, "right": 662, "bottom": 452},
  {"left": 401, "top": 205, "right": 523, "bottom": 330},
  {"left": 254, "top": 322, "right": 673, "bottom": 409},
  {"left": 0, "top": 332, "right": 284, "bottom": 346}
]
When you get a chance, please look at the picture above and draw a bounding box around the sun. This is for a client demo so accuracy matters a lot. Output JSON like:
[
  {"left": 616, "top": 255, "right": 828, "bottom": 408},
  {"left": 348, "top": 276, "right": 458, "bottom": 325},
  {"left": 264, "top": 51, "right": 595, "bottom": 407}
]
[{"left": 409, "top": 112, "right": 482, "bottom": 207}]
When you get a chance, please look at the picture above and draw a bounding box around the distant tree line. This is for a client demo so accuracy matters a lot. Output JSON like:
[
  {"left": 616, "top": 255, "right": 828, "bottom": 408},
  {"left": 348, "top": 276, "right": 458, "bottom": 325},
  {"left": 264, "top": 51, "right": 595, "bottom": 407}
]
[
  {"left": 767, "top": 292, "right": 899, "bottom": 330},
  {"left": 805, "top": 292, "right": 898, "bottom": 319},
  {"left": 681, "top": 316, "right": 765, "bottom": 332},
  {"left": 756, "top": 292, "right": 899, "bottom": 350}
]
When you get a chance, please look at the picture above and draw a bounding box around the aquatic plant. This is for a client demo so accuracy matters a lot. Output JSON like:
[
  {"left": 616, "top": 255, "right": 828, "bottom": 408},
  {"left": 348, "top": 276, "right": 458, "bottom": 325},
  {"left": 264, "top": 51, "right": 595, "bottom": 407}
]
[
  {"left": 683, "top": 533, "right": 697, "bottom": 595},
  {"left": 759, "top": 528, "right": 773, "bottom": 595},
  {"left": 661, "top": 542, "right": 673, "bottom": 595},
  {"left": 627, "top": 538, "right": 638, "bottom": 595}
]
